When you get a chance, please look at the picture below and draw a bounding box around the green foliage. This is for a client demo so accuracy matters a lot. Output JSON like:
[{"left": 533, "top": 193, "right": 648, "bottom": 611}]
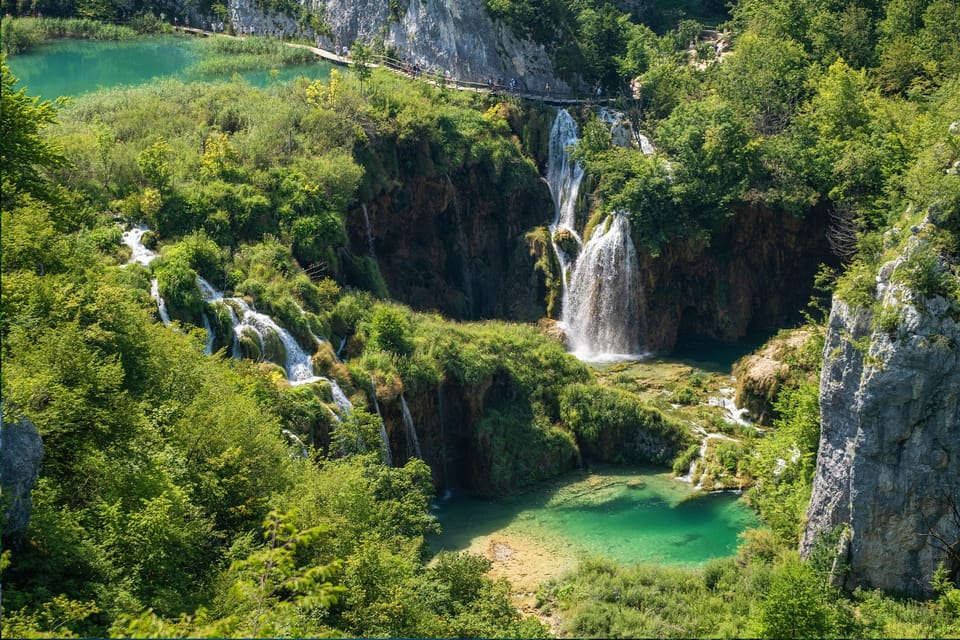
[
  {"left": 560, "top": 383, "right": 693, "bottom": 465},
  {"left": 747, "top": 381, "right": 821, "bottom": 543},
  {"left": 1, "top": 57, "right": 66, "bottom": 208},
  {"left": 1, "top": 17, "right": 137, "bottom": 54},
  {"left": 189, "top": 36, "right": 315, "bottom": 75},
  {"left": 753, "top": 555, "right": 839, "bottom": 638}
]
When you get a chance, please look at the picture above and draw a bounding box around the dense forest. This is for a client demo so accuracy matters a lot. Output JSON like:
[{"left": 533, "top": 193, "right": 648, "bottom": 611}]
[{"left": 2, "top": 0, "right": 959, "bottom": 637}]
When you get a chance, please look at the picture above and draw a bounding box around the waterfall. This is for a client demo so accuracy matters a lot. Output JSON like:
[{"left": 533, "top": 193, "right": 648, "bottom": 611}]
[
  {"left": 708, "top": 387, "right": 753, "bottom": 427},
  {"left": 121, "top": 223, "right": 171, "bottom": 325},
  {"left": 196, "top": 276, "right": 320, "bottom": 386},
  {"left": 562, "top": 213, "right": 645, "bottom": 360},
  {"left": 150, "top": 278, "right": 172, "bottom": 325},
  {"left": 399, "top": 394, "right": 423, "bottom": 460},
  {"left": 121, "top": 223, "right": 159, "bottom": 267},
  {"left": 361, "top": 203, "right": 375, "bottom": 258},
  {"left": 281, "top": 428, "right": 310, "bottom": 459},
  {"left": 201, "top": 311, "right": 215, "bottom": 355},
  {"left": 444, "top": 173, "right": 475, "bottom": 318},
  {"left": 369, "top": 380, "right": 393, "bottom": 467},
  {"left": 547, "top": 110, "right": 646, "bottom": 362},
  {"left": 329, "top": 379, "right": 353, "bottom": 415}
]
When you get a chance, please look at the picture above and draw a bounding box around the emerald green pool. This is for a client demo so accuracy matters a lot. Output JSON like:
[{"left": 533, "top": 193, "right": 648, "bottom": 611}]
[
  {"left": 430, "top": 466, "right": 758, "bottom": 582},
  {"left": 6, "top": 35, "right": 334, "bottom": 100}
]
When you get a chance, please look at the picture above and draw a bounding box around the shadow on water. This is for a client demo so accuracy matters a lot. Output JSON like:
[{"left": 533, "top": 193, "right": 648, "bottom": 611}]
[{"left": 669, "top": 329, "right": 777, "bottom": 373}]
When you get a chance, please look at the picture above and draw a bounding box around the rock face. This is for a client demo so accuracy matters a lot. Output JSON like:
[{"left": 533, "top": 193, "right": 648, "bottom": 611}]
[
  {"left": 640, "top": 204, "right": 834, "bottom": 352},
  {"left": 801, "top": 235, "right": 960, "bottom": 597},
  {"left": 223, "top": 0, "right": 570, "bottom": 92},
  {"left": 1, "top": 410, "right": 44, "bottom": 537},
  {"left": 347, "top": 160, "right": 552, "bottom": 323}
]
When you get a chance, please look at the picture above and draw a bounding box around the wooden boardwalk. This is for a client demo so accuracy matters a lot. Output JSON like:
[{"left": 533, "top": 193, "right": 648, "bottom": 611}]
[{"left": 180, "top": 26, "right": 615, "bottom": 106}]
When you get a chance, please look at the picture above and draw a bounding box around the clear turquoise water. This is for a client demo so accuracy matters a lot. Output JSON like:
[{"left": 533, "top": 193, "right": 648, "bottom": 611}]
[
  {"left": 6, "top": 35, "right": 334, "bottom": 100},
  {"left": 430, "top": 466, "right": 758, "bottom": 567}
]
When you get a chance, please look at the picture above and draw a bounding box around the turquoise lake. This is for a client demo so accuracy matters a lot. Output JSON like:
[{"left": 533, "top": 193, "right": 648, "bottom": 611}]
[
  {"left": 6, "top": 35, "right": 335, "bottom": 100},
  {"left": 429, "top": 466, "right": 758, "bottom": 588}
]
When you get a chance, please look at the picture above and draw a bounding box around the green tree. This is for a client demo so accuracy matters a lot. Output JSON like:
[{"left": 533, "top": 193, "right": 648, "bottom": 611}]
[
  {"left": 0, "top": 56, "right": 65, "bottom": 208},
  {"left": 351, "top": 40, "right": 373, "bottom": 96}
]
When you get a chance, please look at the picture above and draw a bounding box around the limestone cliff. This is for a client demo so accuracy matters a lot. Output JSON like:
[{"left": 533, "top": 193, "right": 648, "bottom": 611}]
[
  {"left": 800, "top": 231, "right": 960, "bottom": 597},
  {"left": 346, "top": 141, "right": 552, "bottom": 322},
  {"left": 640, "top": 204, "right": 834, "bottom": 352},
  {"left": 222, "top": 0, "right": 569, "bottom": 92}
]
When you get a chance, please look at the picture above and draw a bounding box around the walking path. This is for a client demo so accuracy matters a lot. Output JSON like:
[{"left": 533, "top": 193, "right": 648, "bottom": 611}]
[{"left": 180, "top": 26, "right": 615, "bottom": 106}]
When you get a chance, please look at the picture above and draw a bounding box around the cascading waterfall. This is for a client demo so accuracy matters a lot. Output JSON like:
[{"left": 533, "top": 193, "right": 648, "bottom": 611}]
[
  {"left": 150, "top": 278, "right": 172, "bottom": 325},
  {"left": 196, "top": 276, "right": 321, "bottom": 386},
  {"left": 369, "top": 380, "right": 393, "bottom": 467},
  {"left": 121, "top": 224, "right": 158, "bottom": 267},
  {"left": 121, "top": 223, "right": 171, "bottom": 325},
  {"left": 562, "top": 213, "right": 645, "bottom": 360},
  {"left": 399, "top": 394, "right": 423, "bottom": 460},
  {"left": 547, "top": 110, "right": 646, "bottom": 361},
  {"left": 546, "top": 109, "right": 585, "bottom": 283}
]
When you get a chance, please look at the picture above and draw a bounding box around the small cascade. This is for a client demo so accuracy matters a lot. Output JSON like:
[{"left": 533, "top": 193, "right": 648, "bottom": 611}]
[
  {"left": 369, "top": 380, "right": 393, "bottom": 467},
  {"left": 120, "top": 223, "right": 171, "bottom": 325},
  {"left": 361, "top": 203, "right": 376, "bottom": 258},
  {"left": 150, "top": 279, "right": 172, "bottom": 325},
  {"left": 201, "top": 311, "right": 215, "bottom": 355},
  {"left": 562, "top": 213, "right": 645, "bottom": 360},
  {"left": 281, "top": 428, "right": 310, "bottom": 459},
  {"left": 328, "top": 379, "right": 354, "bottom": 415},
  {"left": 336, "top": 336, "right": 347, "bottom": 360},
  {"left": 708, "top": 387, "right": 753, "bottom": 427},
  {"left": 121, "top": 223, "right": 159, "bottom": 267},
  {"left": 399, "top": 394, "right": 423, "bottom": 460},
  {"left": 196, "top": 276, "right": 320, "bottom": 386}
]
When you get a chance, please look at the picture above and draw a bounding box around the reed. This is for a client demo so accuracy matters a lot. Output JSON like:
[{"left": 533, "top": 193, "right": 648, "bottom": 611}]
[{"left": 1, "top": 17, "right": 138, "bottom": 54}]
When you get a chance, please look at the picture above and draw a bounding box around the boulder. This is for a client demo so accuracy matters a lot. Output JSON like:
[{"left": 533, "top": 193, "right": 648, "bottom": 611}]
[{"left": 1, "top": 410, "right": 44, "bottom": 537}]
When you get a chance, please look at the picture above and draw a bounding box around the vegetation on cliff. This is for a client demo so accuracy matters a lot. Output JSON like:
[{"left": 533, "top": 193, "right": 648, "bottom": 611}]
[
  {"left": 0, "top": 55, "right": 693, "bottom": 636},
  {"left": 3, "top": 0, "right": 960, "bottom": 635}
]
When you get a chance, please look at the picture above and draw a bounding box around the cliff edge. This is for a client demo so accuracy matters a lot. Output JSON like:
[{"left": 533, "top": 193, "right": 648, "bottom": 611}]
[{"left": 801, "top": 229, "right": 960, "bottom": 597}]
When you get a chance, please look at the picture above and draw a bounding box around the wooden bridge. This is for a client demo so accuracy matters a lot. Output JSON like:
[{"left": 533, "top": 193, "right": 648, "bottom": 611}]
[{"left": 180, "top": 26, "right": 618, "bottom": 106}]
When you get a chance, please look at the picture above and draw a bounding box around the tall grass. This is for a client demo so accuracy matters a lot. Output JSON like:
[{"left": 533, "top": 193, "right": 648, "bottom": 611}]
[
  {"left": 1, "top": 17, "right": 138, "bottom": 54},
  {"left": 189, "top": 36, "right": 317, "bottom": 75}
]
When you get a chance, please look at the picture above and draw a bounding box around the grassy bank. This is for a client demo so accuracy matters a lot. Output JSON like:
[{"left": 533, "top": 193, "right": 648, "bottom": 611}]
[{"left": 1, "top": 17, "right": 142, "bottom": 54}]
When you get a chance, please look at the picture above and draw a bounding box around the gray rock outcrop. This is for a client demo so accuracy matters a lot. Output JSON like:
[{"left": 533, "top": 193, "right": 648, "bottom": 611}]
[
  {"left": 222, "top": 0, "right": 571, "bottom": 92},
  {"left": 801, "top": 234, "right": 960, "bottom": 597},
  {"left": 1, "top": 409, "right": 44, "bottom": 537}
]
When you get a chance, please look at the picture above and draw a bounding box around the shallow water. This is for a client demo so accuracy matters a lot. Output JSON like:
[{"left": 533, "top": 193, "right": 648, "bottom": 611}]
[
  {"left": 430, "top": 466, "right": 758, "bottom": 574},
  {"left": 6, "top": 35, "right": 334, "bottom": 100}
]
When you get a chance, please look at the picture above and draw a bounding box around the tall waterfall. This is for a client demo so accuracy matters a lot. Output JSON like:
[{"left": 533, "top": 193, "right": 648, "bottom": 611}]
[
  {"left": 547, "top": 110, "right": 646, "bottom": 361},
  {"left": 547, "top": 109, "right": 585, "bottom": 283},
  {"left": 399, "top": 394, "right": 423, "bottom": 460},
  {"left": 361, "top": 204, "right": 375, "bottom": 258},
  {"left": 562, "top": 214, "right": 645, "bottom": 359}
]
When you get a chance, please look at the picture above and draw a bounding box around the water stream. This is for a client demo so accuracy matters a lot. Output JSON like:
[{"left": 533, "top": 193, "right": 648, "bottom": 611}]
[{"left": 547, "top": 110, "right": 646, "bottom": 361}]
